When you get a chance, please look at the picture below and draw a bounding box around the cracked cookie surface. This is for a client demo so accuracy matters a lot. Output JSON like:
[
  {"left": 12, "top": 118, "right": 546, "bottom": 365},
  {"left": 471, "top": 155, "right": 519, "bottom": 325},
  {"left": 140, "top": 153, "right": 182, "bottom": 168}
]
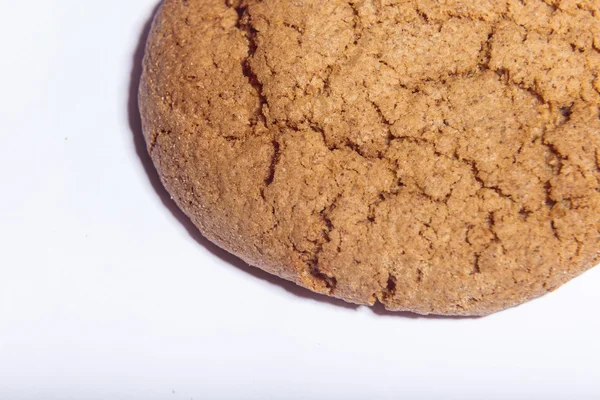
[{"left": 140, "top": 0, "right": 600, "bottom": 315}]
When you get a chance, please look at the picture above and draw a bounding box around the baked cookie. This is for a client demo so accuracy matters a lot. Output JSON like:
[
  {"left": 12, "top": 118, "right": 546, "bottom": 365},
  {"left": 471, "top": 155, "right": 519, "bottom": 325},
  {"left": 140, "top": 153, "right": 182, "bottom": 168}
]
[{"left": 140, "top": 0, "right": 600, "bottom": 315}]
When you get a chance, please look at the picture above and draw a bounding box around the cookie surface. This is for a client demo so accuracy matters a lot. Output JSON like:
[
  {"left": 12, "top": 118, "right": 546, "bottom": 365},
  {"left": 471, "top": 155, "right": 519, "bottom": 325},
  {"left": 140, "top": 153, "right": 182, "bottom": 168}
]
[{"left": 140, "top": 0, "right": 600, "bottom": 315}]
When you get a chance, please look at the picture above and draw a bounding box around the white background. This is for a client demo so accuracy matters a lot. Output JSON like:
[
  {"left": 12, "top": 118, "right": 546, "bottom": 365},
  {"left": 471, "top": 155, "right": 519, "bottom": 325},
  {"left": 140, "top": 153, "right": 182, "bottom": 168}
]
[{"left": 1, "top": 1, "right": 599, "bottom": 399}]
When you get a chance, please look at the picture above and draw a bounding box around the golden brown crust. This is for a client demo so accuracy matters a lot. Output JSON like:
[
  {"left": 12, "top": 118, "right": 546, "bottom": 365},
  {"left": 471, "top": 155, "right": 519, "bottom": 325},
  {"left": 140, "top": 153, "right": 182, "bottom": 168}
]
[{"left": 140, "top": 0, "right": 600, "bottom": 315}]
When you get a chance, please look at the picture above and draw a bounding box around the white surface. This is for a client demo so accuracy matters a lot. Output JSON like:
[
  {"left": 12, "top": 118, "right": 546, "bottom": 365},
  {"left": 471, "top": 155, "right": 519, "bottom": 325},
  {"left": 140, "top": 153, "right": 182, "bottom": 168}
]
[{"left": 1, "top": 1, "right": 599, "bottom": 399}]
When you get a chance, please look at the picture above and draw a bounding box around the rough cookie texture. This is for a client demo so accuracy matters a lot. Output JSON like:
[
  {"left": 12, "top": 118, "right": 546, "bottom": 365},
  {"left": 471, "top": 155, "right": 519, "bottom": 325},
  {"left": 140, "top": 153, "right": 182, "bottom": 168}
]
[{"left": 140, "top": 0, "right": 600, "bottom": 315}]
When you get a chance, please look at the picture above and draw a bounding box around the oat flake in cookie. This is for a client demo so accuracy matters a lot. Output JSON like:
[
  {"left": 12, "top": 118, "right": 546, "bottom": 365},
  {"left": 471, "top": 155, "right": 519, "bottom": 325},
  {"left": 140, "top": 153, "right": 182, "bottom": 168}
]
[{"left": 139, "top": 0, "right": 600, "bottom": 316}]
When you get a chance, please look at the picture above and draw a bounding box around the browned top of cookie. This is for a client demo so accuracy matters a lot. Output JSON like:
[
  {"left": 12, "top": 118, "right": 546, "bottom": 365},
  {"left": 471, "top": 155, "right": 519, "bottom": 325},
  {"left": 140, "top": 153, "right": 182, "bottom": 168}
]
[{"left": 140, "top": 0, "right": 600, "bottom": 315}]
